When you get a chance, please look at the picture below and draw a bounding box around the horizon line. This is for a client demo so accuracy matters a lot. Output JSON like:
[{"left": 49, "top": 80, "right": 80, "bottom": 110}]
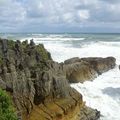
[{"left": 1, "top": 32, "right": 120, "bottom": 34}]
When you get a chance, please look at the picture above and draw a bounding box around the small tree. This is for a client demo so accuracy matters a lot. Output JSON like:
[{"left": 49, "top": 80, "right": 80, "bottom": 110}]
[{"left": 0, "top": 89, "right": 18, "bottom": 120}]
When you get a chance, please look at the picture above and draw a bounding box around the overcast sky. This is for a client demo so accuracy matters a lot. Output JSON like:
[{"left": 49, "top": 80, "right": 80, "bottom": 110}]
[{"left": 0, "top": 0, "right": 120, "bottom": 33}]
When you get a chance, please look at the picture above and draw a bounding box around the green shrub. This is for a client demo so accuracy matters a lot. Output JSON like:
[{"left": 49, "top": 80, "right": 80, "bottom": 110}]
[
  {"left": 0, "top": 89, "right": 18, "bottom": 120},
  {"left": 35, "top": 44, "right": 51, "bottom": 61},
  {"left": 7, "top": 40, "right": 15, "bottom": 49}
]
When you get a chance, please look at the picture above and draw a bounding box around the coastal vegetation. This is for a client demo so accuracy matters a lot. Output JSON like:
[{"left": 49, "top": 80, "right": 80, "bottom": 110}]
[{"left": 0, "top": 89, "right": 17, "bottom": 120}]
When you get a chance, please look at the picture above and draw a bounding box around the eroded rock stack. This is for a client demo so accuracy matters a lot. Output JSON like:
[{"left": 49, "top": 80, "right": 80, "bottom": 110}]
[
  {"left": 64, "top": 57, "right": 116, "bottom": 83},
  {"left": 0, "top": 38, "right": 116, "bottom": 120}
]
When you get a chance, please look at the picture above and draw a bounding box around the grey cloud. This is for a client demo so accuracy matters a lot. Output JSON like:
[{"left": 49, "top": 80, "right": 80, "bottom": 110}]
[
  {"left": 0, "top": 0, "right": 26, "bottom": 32},
  {"left": 0, "top": 0, "right": 120, "bottom": 32},
  {"left": 101, "top": 0, "right": 120, "bottom": 4}
]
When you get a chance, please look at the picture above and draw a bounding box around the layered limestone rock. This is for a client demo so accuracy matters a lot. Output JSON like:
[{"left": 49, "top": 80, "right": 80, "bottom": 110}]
[
  {"left": 81, "top": 57, "right": 116, "bottom": 75},
  {"left": 0, "top": 39, "right": 100, "bottom": 120},
  {"left": 64, "top": 59, "right": 97, "bottom": 83},
  {"left": 64, "top": 57, "right": 116, "bottom": 83}
]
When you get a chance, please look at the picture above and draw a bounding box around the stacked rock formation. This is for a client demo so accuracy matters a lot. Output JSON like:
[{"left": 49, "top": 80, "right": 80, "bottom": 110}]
[
  {"left": 64, "top": 57, "right": 116, "bottom": 83},
  {"left": 0, "top": 38, "right": 116, "bottom": 120}
]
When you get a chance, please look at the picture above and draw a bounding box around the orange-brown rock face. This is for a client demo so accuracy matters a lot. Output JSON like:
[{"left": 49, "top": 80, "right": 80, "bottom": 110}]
[{"left": 24, "top": 89, "right": 84, "bottom": 120}]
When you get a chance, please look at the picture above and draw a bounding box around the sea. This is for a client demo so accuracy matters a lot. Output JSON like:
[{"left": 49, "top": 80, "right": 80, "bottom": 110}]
[{"left": 0, "top": 33, "right": 120, "bottom": 120}]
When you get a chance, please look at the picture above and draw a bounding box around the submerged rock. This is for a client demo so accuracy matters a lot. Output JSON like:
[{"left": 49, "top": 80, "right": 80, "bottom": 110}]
[{"left": 77, "top": 106, "right": 100, "bottom": 120}]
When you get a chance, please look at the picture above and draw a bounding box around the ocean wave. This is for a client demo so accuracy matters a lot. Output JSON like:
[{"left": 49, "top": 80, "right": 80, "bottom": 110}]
[
  {"left": 98, "top": 41, "right": 120, "bottom": 47},
  {"left": 20, "top": 37, "right": 85, "bottom": 42},
  {"left": 71, "top": 67, "right": 120, "bottom": 120}
]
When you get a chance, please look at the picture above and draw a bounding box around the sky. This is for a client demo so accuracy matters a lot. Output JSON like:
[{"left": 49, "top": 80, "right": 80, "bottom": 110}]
[{"left": 0, "top": 0, "right": 120, "bottom": 33}]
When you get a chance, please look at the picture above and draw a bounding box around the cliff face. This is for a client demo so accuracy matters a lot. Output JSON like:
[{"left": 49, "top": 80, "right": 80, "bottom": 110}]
[
  {"left": 0, "top": 39, "right": 92, "bottom": 120},
  {"left": 0, "top": 38, "right": 116, "bottom": 120},
  {"left": 0, "top": 39, "right": 52, "bottom": 114}
]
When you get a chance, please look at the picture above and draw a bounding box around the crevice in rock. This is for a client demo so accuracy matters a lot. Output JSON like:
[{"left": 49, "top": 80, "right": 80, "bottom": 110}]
[
  {"left": 54, "top": 102, "right": 66, "bottom": 115},
  {"left": 38, "top": 105, "right": 53, "bottom": 119}
]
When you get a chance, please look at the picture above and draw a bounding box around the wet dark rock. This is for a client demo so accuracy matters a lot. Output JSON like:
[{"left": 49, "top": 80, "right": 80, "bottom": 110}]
[{"left": 77, "top": 106, "right": 100, "bottom": 120}]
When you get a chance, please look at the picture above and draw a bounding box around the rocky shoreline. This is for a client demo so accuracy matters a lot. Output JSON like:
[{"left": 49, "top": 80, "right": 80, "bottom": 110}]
[{"left": 0, "top": 38, "right": 116, "bottom": 120}]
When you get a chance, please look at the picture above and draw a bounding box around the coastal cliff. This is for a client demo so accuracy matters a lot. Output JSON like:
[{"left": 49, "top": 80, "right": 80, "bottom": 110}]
[{"left": 0, "top": 38, "right": 116, "bottom": 120}]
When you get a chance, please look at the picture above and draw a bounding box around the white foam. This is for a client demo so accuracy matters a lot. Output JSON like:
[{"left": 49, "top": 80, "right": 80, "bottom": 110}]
[
  {"left": 20, "top": 37, "right": 85, "bottom": 42},
  {"left": 99, "top": 41, "right": 120, "bottom": 47},
  {"left": 43, "top": 41, "right": 120, "bottom": 64},
  {"left": 71, "top": 67, "right": 120, "bottom": 120}
]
